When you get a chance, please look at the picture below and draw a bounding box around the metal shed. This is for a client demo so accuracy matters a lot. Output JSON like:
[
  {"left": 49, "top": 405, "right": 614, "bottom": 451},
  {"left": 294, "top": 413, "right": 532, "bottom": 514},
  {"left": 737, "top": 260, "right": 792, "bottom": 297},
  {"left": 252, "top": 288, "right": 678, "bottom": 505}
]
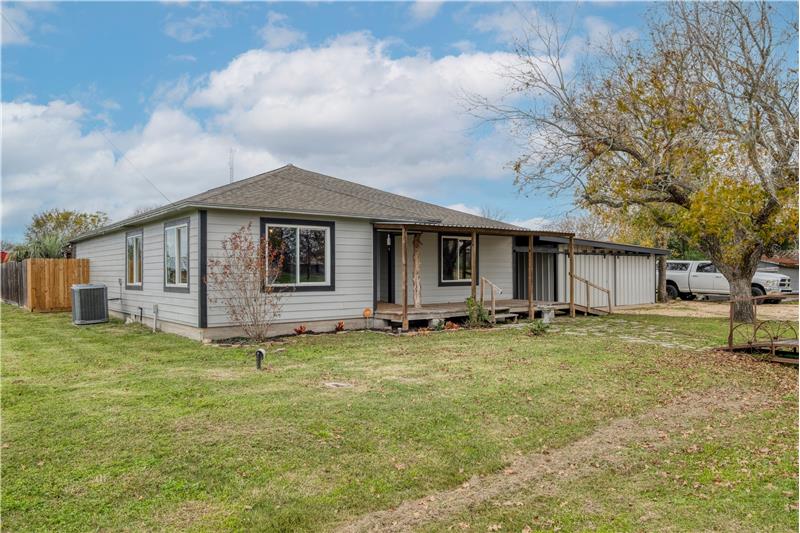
[{"left": 535, "top": 236, "right": 669, "bottom": 308}]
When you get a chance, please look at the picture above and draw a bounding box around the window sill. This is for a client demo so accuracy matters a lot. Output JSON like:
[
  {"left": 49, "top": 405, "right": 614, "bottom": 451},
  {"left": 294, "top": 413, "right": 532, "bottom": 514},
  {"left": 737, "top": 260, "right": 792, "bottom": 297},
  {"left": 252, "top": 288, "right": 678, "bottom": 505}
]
[
  {"left": 267, "top": 284, "right": 335, "bottom": 293},
  {"left": 125, "top": 284, "right": 143, "bottom": 291},
  {"left": 437, "top": 279, "right": 473, "bottom": 287},
  {"left": 164, "top": 285, "right": 190, "bottom": 294}
]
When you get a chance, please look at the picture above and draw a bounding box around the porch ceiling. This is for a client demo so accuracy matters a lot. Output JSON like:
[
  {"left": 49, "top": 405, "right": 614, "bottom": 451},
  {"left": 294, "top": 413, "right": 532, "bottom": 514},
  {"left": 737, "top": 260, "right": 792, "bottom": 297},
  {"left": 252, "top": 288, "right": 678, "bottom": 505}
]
[{"left": 372, "top": 222, "right": 573, "bottom": 238}]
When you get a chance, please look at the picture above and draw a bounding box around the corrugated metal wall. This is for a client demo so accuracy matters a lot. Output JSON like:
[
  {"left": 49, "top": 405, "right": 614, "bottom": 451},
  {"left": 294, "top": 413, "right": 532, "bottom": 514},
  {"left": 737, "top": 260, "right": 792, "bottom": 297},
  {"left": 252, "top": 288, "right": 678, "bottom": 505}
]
[
  {"left": 534, "top": 253, "right": 556, "bottom": 301},
  {"left": 614, "top": 255, "right": 656, "bottom": 305},
  {"left": 556, "top": 246, "right": 657, "bottom": 307}
]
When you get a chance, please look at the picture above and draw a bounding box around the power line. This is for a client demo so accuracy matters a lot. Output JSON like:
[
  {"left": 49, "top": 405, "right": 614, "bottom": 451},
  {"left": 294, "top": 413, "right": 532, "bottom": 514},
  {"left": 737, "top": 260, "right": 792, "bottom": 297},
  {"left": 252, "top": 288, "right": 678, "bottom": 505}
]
[
  {"left": 100, "top": 131, "right": 173, "bottom": 205},
  {"left": 1, "top": 11, "right": 27, "bottom": 43}
]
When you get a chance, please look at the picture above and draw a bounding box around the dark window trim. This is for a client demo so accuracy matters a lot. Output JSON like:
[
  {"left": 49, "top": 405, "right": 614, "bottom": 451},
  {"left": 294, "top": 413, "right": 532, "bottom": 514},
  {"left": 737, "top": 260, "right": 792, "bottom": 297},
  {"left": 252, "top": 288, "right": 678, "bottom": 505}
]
[
  {"left": 125, "top": 229, "right": 144, "bottom": 291},
  {"left": 164, "top": 216, "right": 191, "bottom": 294},
  {"left": 437, "top": 232, "right": 479, "bottom": 287},
  {"left": 260, "top": 217, "right": 336, "bottom": 293},
  {"left": 198, "top": 210, "right": 207, "bottom": 328}
]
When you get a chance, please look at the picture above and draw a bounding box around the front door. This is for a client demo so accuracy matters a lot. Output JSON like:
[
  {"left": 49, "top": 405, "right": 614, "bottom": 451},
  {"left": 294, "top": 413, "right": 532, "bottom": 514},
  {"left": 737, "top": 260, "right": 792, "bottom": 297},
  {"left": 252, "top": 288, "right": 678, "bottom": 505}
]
[{"left": 377, "top": 233, "right": 395, "bottom": 303}]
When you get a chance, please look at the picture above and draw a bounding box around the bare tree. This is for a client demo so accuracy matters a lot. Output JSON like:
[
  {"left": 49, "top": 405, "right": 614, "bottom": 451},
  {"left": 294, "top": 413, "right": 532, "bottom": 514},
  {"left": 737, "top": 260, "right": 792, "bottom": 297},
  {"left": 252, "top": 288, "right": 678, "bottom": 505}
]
[
  {"left": 206, "top": 223, "right": 285, "bottom": 341},
  {"left": 471, "top": 1, "right": 798, "bottom": 321},
  {"left": 543, "top": 214, "right": 619, "bottom": 241},
  {"left": 479, "top": 205, "right": 509, "bottom": 221}
]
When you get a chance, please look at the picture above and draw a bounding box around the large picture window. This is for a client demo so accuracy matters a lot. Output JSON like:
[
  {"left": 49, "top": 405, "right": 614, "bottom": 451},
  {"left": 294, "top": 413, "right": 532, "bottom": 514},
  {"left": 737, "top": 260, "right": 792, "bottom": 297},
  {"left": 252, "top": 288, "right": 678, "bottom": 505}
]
[
  {"left": 126, "top": 230, "right": 143, "bottom": 289},
  {"left": 263, "top": 219, "right": 334, "bottom": 290},
  {"left": 440, "top": 235, "right": 474, "bottom": 284},
  {"left": 164, "top": 219, "right": 189, "bottom": 291}
]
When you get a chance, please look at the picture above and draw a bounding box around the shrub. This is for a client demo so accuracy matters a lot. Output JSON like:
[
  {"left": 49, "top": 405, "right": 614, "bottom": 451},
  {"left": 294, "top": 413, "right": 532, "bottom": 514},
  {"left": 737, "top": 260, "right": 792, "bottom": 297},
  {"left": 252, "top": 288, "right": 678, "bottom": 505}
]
[
  {"left": 527, "top": 319, "right": 550, "bottom": 337},
  {"left": 207, "top": 222, "right": 285, "bottom": 342},
  {"left": 465, "top": 296, "right": 492, "bottom": 328},
  {"left": 294, "top": 325, "right": 308, "bottom": 335},
  {"left": 335, "top": 321, "right": 345, "bottom": 332}
]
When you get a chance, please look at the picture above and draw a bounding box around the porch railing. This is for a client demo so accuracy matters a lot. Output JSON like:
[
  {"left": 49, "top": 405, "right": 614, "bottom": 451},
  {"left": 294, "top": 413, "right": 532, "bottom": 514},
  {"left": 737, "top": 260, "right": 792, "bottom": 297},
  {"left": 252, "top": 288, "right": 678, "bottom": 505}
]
[
  {"left": 479, "top": 277, "right": 503, "bottom": 322},
  {"left": 568, "top": 273, "right": 612, "bottom": 315}
]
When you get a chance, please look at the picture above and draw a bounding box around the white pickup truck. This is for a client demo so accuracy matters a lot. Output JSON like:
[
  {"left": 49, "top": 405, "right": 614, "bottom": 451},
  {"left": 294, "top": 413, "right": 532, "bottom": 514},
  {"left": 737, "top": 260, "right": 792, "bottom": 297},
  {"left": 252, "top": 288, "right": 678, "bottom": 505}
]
[{"left": 666, "top": 260, "right": 792, "bottom": 302}]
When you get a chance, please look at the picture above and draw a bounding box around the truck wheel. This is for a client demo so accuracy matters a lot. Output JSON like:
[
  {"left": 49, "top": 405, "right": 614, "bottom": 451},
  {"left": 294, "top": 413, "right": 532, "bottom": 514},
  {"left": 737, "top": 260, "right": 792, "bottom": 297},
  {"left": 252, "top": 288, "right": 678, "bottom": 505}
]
[
  {"left": 751, "top": 285, "right": 765, "bottom": 304},
  {"left": 666, "top": 284, "right": 679, "bottom": 300}
]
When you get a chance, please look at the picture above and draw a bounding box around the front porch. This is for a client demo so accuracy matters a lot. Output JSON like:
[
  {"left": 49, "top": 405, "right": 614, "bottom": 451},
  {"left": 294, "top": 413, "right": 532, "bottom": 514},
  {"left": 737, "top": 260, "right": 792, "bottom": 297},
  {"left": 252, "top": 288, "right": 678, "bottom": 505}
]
[
  {"left": 374, "top": 299, "right": 576, "bottom": 325},
  {"left": 373, "top": 222, "right": 581, "bottom": 330}
]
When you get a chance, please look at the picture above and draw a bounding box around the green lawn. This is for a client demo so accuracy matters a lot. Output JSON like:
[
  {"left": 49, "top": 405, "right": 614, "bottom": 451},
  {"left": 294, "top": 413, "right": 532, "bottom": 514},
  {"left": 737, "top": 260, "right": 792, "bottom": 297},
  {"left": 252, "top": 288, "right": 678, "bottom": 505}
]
[{"left": 1, "top": 304, "right": 797, "bottom": 532}]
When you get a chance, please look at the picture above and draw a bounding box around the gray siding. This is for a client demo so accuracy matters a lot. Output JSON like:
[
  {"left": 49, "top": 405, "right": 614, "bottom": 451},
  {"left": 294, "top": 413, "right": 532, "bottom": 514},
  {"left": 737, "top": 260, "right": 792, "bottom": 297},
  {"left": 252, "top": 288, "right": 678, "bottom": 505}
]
[
  {"left": 393, "top": 233, "right": 513, "bottom": 304},
  {"left": 205, "top": 210, "right": 373, "bottom": 326},
  {"left": 73, "top": 211, "right": 200, "bottom": 326}
]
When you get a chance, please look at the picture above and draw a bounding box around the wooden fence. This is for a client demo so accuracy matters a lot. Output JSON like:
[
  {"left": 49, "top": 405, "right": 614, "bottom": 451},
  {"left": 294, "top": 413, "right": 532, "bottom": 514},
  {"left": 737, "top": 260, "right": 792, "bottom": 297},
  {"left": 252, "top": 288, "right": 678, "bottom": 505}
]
[
  {"left": 1, "top": 261, "right": 27, "bottom": 307},
  {"left": 1, "top": 258, "right": 90, "bottom": 312}
]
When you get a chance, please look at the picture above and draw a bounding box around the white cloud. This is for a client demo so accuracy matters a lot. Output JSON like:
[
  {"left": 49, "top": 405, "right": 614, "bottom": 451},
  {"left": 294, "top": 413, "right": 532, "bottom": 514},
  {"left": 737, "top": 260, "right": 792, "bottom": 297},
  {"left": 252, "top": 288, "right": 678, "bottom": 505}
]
[
  {"left": 1, "top": 2, "right": 55, "bottom": 46},
  {"left": 582, "top": 15, "right": 638, "bottom": 48},
  {"left": 474, "top": 5, "right": 544, "bottom": 45},
  {"left": 163, "top": 5, "right": 229, "bottom": 43},
  {"left": 450, "top": 40, "right": 475, "bottom": 54},
  {"left": 186, "top": 32, "right": 515, "bottom": 191},
  {"left": 2, "top": 34, "right": 523, "bottom": 237},
  {"left": 409, "top": 1, "right": 442, "bottom": 24},
  {"left": 510, "top": 216, "right": 552, "bottom": 230},
  {"left": 100, "top": 99, "right": 121, "bottom": 111},
  {"left": 0, "top": 100, "right": 281, "bottom": 236},
  {"left": 167, "top": 53, "right": 197, "bottom": 63},
  {"left": 258, "top": 11, "right": 306, "bottom": 50},
  {"left": 445, "top": 203, "right": 481, "bottom": 217}
]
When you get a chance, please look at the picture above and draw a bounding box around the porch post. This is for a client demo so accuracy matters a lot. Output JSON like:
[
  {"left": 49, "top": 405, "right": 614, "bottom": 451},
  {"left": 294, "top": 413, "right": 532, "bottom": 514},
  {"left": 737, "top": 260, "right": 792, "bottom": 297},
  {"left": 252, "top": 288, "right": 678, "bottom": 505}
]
[
  {"left": 568, "top": 235, "right": 575, "bottom": 318},
  {"left": 412, "top": 233, "right": 422, "bottom": 309},
  {"left": 528, "top": 234, "right": 534, "bottom": 318},
  {"left": 470, "top": 231, "right": 477, "bottom": 299},
  {"left": 401, "top": 225, "right": 409, "bottom": 330}
]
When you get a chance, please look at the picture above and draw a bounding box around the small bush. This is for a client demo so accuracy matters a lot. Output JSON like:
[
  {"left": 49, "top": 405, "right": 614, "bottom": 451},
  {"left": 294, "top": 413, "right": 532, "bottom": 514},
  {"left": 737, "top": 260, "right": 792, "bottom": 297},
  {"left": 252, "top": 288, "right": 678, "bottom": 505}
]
[
  {"left": 433, "top": 320, "right": 445, "bottom": 331},
  {"left": 465, "top": 297, "right": 492, "bottom": 328},
  {"left": 335, "top": 321, "right": 345, "bottom": 332},
  {"left": 294, "top": 325, "right": 308, "bottom": 335},
  {"left": 526, "top": 319, "right": 550, "bottom": 336}
]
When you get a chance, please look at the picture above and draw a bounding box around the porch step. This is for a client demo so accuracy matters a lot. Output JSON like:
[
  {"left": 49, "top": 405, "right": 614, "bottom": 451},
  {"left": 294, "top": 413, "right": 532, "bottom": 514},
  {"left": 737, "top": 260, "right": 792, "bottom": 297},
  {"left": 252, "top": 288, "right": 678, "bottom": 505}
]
[
  {"left": 492, "top": 312, "right": 519, "bottom": 323},
  {"left": 573, "top": 304, "right": 610, "bottom": 316}
]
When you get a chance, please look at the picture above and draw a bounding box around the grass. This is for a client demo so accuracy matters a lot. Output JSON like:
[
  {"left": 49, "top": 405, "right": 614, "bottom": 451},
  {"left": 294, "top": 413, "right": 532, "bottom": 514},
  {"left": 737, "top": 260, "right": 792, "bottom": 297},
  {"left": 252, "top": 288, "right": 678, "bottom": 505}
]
[{"left": 1, "top": 304, "right": 797, "bottom": 532}]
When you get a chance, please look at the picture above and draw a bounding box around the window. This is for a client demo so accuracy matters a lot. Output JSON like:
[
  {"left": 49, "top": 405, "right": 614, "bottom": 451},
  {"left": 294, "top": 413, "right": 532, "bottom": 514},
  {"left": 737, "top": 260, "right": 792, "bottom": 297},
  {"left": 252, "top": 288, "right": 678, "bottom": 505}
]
[
  {"left": 667, "top": 262, "right": 689, "bottom": 271},
  {"left": 696, "top": 262, "right": 717, "bottom": 273},
  {"left": 440, "top": 235, "right": 474, "bottom": 283},
  {"left": 126, "top": 231, "right": 143, "bottom": 288},
  {"left": 264, "top": 220, "right": 333, "bottom": 290},
  {"left": 164, "top": 219, "right": 189, "bottom": 290}
]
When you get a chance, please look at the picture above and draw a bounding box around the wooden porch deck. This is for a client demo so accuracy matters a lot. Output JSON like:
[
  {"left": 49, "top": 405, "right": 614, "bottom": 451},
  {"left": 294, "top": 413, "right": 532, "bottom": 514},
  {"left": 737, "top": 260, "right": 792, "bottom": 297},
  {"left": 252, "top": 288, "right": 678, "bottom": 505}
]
[{"left": 374, "top": 299, "right": 572, "bottom": 323}]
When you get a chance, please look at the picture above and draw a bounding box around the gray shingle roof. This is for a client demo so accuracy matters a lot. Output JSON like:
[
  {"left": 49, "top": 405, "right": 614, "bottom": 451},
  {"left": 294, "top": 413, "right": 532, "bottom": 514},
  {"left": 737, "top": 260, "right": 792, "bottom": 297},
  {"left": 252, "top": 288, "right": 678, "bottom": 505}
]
[
  {"left": 74, "top": 165, "right": 528, "bottom": 241},
  {"left": 185, "top": 165, "right": 524, "bottom": 230}
]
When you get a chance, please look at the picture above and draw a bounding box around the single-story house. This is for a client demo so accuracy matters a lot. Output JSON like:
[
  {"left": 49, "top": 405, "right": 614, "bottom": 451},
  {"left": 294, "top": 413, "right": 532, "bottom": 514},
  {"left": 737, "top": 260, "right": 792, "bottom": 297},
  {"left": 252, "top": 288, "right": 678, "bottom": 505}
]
[
  {"left": 758, "top": 255, "right": 799, "bottom": 292},
  {"left": 72, "top": 165, "right": 668, "bottom": 340}
]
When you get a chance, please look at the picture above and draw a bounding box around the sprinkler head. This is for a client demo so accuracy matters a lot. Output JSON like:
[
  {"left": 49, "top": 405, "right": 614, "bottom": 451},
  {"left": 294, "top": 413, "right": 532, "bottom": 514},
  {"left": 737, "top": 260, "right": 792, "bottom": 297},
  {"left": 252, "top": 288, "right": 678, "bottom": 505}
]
[{"left": 255, "top": 348, "right": 266, "bottom": 370}]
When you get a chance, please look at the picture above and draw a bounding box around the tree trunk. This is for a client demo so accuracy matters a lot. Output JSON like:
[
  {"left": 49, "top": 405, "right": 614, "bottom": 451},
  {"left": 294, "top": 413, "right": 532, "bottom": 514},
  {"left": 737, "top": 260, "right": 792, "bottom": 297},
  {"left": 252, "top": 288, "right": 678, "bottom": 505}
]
[
  {"left": 657, "top": 255, "right": 668, "bottom": 303},
  {"left": 729, "top": 275, "right": 756, "bottom": 323},
  {"left": 412, "top": 234, "right": 422, "bottom": 309}
]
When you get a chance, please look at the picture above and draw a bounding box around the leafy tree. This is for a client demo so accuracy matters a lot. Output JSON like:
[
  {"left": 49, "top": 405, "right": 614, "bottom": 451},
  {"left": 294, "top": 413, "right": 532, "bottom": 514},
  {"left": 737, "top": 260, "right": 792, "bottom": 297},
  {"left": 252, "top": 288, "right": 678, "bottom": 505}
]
[
  {"left": 473, "top": 1, "right": 797, "bottom": 321},
  {"left": 11, "top": 209, "right": 109, "bottom": 259},
  {"left": 25, "top": 209, "right": 109, "bottom": 243}
]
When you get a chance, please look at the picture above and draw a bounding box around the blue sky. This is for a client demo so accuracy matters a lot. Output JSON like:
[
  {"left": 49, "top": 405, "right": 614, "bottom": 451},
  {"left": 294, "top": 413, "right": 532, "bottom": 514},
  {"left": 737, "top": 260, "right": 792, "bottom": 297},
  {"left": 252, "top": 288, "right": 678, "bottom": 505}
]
[{"left": 1, "top": 1, "right": 654, "bottom": 241}]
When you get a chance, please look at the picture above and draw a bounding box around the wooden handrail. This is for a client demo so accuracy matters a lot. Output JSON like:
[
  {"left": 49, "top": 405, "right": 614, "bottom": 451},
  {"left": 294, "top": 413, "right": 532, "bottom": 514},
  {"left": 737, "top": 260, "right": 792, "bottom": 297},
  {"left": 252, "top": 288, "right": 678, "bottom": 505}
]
[
  {"left": 568, "top": 273, "right": 612, "bottom": 315},
  {"left": 479, "top": 276, "right": 502, "bottom": 322}
]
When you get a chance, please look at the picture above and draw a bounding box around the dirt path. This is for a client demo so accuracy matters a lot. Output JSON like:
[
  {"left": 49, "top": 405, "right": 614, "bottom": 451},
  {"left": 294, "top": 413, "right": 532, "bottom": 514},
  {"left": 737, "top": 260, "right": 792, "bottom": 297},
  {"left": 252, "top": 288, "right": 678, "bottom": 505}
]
[
  {"left": 615, "top": 300, "right": 798, "bottom": 320},
  {"left": 335, "top": 388, "right": 766, "bottom": 533}
]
